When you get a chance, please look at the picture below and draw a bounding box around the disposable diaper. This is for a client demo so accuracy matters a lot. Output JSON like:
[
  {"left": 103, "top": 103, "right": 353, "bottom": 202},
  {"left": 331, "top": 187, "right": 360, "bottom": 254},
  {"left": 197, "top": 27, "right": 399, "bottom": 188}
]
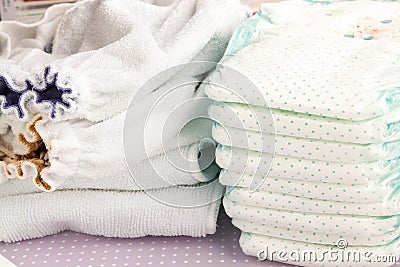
[
  {"left": 209, "top": 102, "right": 400, "bottom": 144},
  {"left": 212, "top": 123, "right": 400, "bottom": 163},
  {"left": 216, "top": 145, "right": 400, "bottom": 185}
]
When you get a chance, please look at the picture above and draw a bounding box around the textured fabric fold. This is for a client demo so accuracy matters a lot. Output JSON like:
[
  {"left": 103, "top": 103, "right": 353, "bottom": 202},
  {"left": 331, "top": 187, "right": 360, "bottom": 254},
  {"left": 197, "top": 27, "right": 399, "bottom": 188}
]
[{"left": 0, "top": 182, "right": 224, "bottom": 242}]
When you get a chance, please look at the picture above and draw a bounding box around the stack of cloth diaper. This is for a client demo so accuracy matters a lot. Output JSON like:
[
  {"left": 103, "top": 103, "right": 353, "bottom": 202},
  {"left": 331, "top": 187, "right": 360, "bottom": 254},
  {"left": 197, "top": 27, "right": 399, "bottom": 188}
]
[
  {"left": 0, "top": 0, "right": 250, "bottom": 242},
  {"left": 206, "top": 0, "right": 400, "bottom": 266}
]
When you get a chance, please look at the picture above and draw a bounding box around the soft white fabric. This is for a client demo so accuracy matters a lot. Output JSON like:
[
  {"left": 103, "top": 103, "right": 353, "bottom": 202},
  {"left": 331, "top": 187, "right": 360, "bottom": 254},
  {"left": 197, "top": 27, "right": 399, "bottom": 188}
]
[
  {"left": 223, "top": 198, "right": 398, "bottom": 236},
  {"left": 0, "top": 142, "right": 220, "bottom": 197},
  {"left": 0, "top": 112, "right": 218, "bottom": 191},
  {"left": 0, "top": 0, "right": 249, "bottom": 191},
  {"left": 0, "top": 182, "right": 224, "bottom": 242},
  {"left": 212, "top": 123, "right": 400, "bottom": 163},
  {"left": 216, "top": 145, "right": 400, "bottom": 185},
  {"left": 209, "top": 102, "right": 400, "bottom": 144},
  {"left": 232, "top": 218, "right": 400, "bottom": 247},
  {"left": 239, "top": 232, "right": 400, "bottom": 267},
  {"left": 0, "top": 0, "right": 250, "bottom": 122},
  {"left": 226, "top": 186, "right": 399, "bottom": 216}
]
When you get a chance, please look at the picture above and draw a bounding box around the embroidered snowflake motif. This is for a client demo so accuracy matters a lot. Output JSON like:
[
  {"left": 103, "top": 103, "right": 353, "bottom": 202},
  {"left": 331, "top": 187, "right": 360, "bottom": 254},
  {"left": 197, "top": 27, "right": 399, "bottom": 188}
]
[{"left": 0, "top": 66, "right": 72, "bottom": 119}]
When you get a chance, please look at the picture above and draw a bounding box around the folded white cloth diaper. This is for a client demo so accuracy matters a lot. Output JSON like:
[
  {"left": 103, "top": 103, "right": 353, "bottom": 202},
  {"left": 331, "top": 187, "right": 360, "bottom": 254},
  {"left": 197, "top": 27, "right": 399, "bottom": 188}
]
[
  {"left": 0, "top": 112, "right": 217, "bottom": 191},
  {"left": 0, "top": 0, "right": 250, "bottom": 122},
  {"left": 0, "top": 0, "right": 249, "bottom": 191},
  {"left": 0, "top": 0, "right": 250, "bottom": 242},
  {"left": 0, "top": 182, "right": 224, "bottom": 242},
  {"left": 0, "top": 141, "right": 220, "bottom": 197}
]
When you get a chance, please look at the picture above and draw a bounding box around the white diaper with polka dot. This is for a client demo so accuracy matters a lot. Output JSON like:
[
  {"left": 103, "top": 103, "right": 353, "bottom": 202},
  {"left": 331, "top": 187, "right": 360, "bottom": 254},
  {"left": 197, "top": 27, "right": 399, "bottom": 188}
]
[
  {"left": 205, "top": 2, "right": 400, "bottom": 122},
  {"left": 209, "top": 102, "right": 400, "bottom": 144},
  {"left": 206, "top": 1, "right": 400, "bottom": 264},
  {"left": 219, "top": 168, "right": 400, "bottom": 204},
  {"left": 216, "top": 144, "right": 400, "bottom": 185},
  {"left": 226, "top": 186, "right": 399, "bottom": 216},
  {"left": 239, "top": 232, "right": 400, "bottom": 267},
  {"left": 223, "top": 197, "right": 399, "bottom": 237},
  {"left": 232, "top": 218, "right": 400, "bottom": 247},
  {"left": 212, "top": 123, "right": 400, "bottom": 163}
]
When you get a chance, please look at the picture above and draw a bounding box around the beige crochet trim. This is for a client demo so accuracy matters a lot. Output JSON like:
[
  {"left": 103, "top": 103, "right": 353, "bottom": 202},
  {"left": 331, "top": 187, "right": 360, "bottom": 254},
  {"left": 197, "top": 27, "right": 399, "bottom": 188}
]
[{"left": 0, "top": 115, "right": 51, "bottom": 191}]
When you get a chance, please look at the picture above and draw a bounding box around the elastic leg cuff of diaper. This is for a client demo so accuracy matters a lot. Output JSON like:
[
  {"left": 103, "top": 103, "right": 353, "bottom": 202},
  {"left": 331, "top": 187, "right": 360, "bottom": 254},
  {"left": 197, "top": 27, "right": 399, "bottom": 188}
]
[{"left": 0, "top": 112, "right": 219, "bottom": 192}]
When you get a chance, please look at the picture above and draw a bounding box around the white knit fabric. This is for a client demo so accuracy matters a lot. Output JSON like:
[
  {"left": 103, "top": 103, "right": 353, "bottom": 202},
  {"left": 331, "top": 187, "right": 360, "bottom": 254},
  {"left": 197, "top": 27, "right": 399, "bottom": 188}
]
[
  {"left": 0, "top": 182, "right": 224, "bottom": 242},
  {"left": 0, "top": 0, "right": 250, "bottom": 122},
  {"left": 0, "top": 0, "right": 249, "bottom": 191}
]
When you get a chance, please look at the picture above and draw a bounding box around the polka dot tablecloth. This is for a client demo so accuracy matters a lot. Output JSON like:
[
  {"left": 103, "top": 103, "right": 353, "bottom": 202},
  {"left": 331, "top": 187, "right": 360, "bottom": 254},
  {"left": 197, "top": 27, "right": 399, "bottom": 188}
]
[{"left": 0, "top": 210, "right": 289, "bottom": 267}]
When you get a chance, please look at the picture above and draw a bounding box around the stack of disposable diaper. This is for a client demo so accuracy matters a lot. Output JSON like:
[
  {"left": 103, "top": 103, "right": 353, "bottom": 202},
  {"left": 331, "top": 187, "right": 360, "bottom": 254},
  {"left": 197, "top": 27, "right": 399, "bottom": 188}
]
[
  {"left": 206, "top": 0, "right": 400, "bottom": 266},
  {"left": 0, "top": 0, "right": 250, "bottom": 242}
]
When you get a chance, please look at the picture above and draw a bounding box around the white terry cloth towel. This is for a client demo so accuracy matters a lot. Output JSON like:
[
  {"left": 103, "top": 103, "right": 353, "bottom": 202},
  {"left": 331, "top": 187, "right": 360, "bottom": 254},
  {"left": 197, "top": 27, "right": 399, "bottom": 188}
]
[
  {"left": 219, "top": 169, "right": 400, "bottom": 204},
  {"left": 0, "top": 0, "right": 250, "bottom": 122},
  {"left": 212, "top": 123, "right": 400, "bottom": 163},
  {"left": 239, "top": 232, "right": 400, "bottom": 267},
  {"left": 232, "top": 218, "right": 400, "bottom": 247},
  {"left": 0, "top": 110, "right": 219, "bottom": 191},
  {"left": 208, "top": 102, "right": 400, "bottom": 145},
  {"left": 204, "top": 16, "right": 400, "bottom": 122},
  {"left": 223, "top": 198, "right": 400, "bottom": 237},
  {"left": 225, "top": 186, "right": 400, "bottom": 217},
  {"left": 0, "top": 182, "right": 224, "bottom": 242}
]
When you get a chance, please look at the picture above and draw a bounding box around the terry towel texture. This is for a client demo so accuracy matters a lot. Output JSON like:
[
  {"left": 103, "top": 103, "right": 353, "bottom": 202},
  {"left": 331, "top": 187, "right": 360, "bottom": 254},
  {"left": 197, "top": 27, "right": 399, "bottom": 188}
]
[
  {"left": 0, "top": 183, "right": 224, "bottom": 243},
  {"left": 204, "top": 0, "right": 400, "bottom": 265},
  {"left": 0, "top": 0, "right": 250, "bottom": 190},
  {"left": 0, "top": 0, "right": 250, "bottom": 242}
]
